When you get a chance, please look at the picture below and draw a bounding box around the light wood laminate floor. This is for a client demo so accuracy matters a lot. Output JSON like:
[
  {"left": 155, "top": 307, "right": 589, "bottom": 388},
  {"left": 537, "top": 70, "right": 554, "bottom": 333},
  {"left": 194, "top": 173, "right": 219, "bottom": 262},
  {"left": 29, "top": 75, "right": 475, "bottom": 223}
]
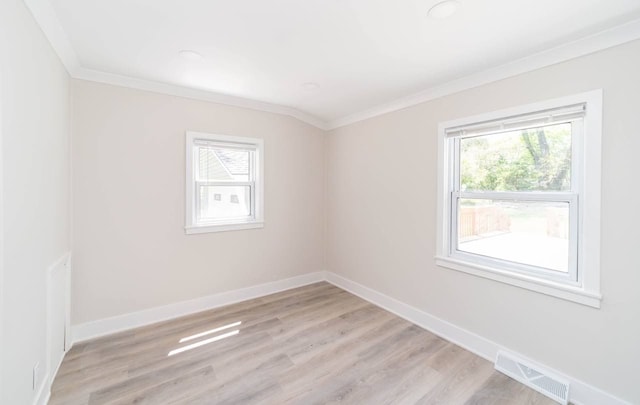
[{"left": 50, "top": 282, "right": 556, "bottom": 405}]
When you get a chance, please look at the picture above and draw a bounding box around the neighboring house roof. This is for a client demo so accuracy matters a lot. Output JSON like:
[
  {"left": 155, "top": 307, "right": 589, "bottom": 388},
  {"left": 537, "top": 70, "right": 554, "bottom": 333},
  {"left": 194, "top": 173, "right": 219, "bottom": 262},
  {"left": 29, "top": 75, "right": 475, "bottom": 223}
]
[
  {"left": 198, "top": 147, "right": 249, "bottom": 181},
  {"left": 199, "top": 148, "right": 232, "bottom": 180},
  {"left": 214, "top": 149, "right": 249, "bottom": 175}
]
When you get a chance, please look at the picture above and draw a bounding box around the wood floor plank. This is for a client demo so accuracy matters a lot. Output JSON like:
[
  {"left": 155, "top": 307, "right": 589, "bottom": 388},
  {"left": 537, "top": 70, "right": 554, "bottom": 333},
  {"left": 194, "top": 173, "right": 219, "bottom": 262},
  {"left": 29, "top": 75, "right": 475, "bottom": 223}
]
[
  {"left": 175, "top": 354, "right": 294, "bottom": 405},
  {"left": 281, "top": 324, "right": 442, "bottom": 404},
  {"left": 87, "top": 356, "right": 216, "bottom": 404},
  {"left": 50, "top": 282, "right": 557, "bottom": 405},
  {"left": 273, "top": 316, "right": 410, "bottom": 402},
  {"left": 104, "top": 365, "right": 215, "bottom": 405},
  {"left": 417, "top": 350, "right": 495, "bottom": 405},
  {"left": 464, "top": 372, "right": 552, "bottom": 405}
]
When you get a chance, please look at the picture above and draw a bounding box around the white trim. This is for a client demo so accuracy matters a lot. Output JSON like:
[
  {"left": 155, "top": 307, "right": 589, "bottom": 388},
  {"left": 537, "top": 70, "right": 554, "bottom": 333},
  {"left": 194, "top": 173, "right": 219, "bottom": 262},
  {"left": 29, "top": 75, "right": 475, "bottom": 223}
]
[
  {"left": 35, "top": 331, "right": 74, "bottom": 405},
  {"left": 73, "top": 68, "right": 329, "bottom": 130},
  {"left": 436, "top": 90, "right": 602, "bottom": 137},
  {"left": 32, "top": 372, "right": 49, "bottom": 405},
  {"left": 185, "top": 221, "right": 264, "bottom": 234},
  {"left": 64, "top": 255, "right": 72, "bottom": 351},
  {"left": 22, "top": 0, "right": 640, "bottom": 131},
  {"left": 444, "top": 103, "right": 586, "bottom": 137},
  {"left": 324, "top": 272, "right": 500, "bottom": 361},
  {"left": 436, "top": 90, "right": 602, "bottom": 308},
  {"left": 22, "top": 0, "right": 81, "bottom": 75},
  {"left": 45, "top": 253, "right": 70, "bottom": 368},
  {"left": 326, "top": 19, "right": 640, "bottom": 129},
  {"left": 32, "top": 253, "right": 72, "bottom": 405},
  {"left": 324, "top": 272, "right": 631, "bottom": 405},
  {"left": 17, "top": 0, "right": 328, "bottom": 130},
  {"left": 435, "top": 256, "right": 601, "bottom": 308},
  {"left": 71, "top": 271, "right": 324, "bottom": 343},
  {"left": 33, "top": 346, "right": 68, "bottom": 405}
]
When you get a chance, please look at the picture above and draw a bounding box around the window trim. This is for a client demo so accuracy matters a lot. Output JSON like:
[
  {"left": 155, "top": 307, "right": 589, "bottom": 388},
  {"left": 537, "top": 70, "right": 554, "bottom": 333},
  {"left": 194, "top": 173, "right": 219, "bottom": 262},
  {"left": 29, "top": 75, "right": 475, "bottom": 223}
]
[
  {"left": 436, "top": 90, "right": 603, "bottom": 308},
  {"left": 185, "top": 131, "right": 264, "bottom": 234}
]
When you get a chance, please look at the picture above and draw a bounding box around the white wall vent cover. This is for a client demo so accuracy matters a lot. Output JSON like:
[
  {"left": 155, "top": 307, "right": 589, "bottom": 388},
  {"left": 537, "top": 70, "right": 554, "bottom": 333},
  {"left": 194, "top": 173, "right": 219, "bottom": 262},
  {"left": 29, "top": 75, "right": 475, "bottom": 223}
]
[{"left": 495, "top": 351, "right": 570, "bottom": 404}]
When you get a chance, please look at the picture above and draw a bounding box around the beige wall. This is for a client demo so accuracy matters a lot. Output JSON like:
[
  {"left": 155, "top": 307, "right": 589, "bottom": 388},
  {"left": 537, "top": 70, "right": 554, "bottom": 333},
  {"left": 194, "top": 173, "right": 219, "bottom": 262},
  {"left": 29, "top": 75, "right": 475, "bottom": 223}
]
[
  {"left": 326, "top": 39, "right": 640, "bottom": 403},
  {"left": 71, "top": 80, "right": 325, "bottom": 324},
  {"left": 0, "top": 0, "right": 71, "bottom": 403}
]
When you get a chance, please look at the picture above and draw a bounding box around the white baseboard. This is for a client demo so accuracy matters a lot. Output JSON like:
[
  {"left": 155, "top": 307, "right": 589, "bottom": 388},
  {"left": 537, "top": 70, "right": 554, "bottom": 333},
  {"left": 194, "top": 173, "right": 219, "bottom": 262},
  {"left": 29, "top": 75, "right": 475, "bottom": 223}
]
[
  {"left": 71, "top": 272, "right": 325, "bottom": 343},
  {"left": 324, "top": 272, "right": 498, "bottom": 360},
  {"left": 34, "top": 333, "right": 70, "bottom": 405},
  {"left": 324, "top": 271, "right": 630, "bottom": 405},
  {"left": 68, "top": 270, "right": 629, "bottom": 405},
  {"left": 32, "top": 371, "right": 49, "bottom": 405}
]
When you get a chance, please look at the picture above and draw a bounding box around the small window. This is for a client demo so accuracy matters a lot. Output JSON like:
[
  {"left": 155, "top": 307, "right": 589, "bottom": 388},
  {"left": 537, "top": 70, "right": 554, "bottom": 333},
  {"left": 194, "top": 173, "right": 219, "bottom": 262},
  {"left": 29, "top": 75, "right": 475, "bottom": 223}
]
[
  {"left": 185, "top": 131, "right": 264, "bottom": 234},
  {"left": 436, "top": 91, "right": 602, "bottom": 307}
]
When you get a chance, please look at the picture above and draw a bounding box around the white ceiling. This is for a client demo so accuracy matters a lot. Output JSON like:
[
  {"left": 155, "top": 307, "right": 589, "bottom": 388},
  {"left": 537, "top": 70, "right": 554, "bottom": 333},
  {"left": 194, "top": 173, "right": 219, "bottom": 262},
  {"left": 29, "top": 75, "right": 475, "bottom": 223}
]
[{"left": 35, "top": 0, "right": 640, "bottom": 127}]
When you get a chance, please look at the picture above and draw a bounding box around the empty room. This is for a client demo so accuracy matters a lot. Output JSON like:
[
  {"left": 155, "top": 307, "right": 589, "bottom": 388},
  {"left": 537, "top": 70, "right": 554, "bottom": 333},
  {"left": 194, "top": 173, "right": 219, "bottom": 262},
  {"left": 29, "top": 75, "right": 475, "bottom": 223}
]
[{"left": 2, "top": 0, "right": 640, "bottom": 404}]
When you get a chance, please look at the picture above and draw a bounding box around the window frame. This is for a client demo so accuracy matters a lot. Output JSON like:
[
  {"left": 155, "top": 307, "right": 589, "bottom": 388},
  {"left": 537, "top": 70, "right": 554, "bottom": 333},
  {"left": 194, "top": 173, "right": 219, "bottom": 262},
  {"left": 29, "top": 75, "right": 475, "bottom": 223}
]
[
  {"left": 436, "top": 90, "right": 603, "bottom": 308},
  {"left": 185, "top": 131, "right": 264, "bottom": 234}
]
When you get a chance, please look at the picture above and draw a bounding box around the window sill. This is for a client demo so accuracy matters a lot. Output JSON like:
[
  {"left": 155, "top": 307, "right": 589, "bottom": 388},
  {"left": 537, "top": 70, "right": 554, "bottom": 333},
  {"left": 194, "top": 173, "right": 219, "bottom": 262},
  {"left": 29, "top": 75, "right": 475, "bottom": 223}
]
[
  {"left": 185, "top": 221, "right": 264, "bottom": 234},
  {"left": 435, "top": 256, "right": 602, "bottom": 308}
]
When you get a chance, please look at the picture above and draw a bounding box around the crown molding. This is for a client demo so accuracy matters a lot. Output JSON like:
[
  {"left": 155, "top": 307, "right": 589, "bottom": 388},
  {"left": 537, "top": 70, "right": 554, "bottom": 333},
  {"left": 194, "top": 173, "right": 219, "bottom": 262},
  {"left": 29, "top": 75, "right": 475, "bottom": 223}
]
[
  {"left": 23, "top": 0, "right": 81, "bottom": 75},
  {"left": 22, "top": 0, "right": 328, "bottom": 130},
  {"left": 73, "top": 67, "right": 329, "bottom": 130},
  {"left": 326, "top": 18, "right": 640, "bottom": 130},
  {"left": 24, "top": 0, "right": 640, "bottom": 133}
]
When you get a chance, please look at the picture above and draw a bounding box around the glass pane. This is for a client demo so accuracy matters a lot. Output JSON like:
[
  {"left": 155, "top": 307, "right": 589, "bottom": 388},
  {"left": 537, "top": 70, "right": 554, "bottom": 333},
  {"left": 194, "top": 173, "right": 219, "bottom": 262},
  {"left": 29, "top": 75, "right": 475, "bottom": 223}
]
[
  {"left": 460, "top": 123, "right": 572, "bottom": 192},
  {"left": 198, "top": 185, "right": 251, "bottom": 221},
  {"left": 197, "top": 146, "right": 251, "bottom": 182},
  {"left": 457, "top": 199, "right": 569, "bottom": 272}
]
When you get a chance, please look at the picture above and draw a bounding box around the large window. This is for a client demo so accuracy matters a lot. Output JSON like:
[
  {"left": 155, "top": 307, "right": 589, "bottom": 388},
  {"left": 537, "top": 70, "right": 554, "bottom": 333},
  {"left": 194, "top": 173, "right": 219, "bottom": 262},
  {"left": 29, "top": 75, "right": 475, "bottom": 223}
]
[
  {"left": 436, "top": 91, "right": 602, "bottom": 307},
  {"left": 185, "top": 131, "right": 264, "bottom": 234}
]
